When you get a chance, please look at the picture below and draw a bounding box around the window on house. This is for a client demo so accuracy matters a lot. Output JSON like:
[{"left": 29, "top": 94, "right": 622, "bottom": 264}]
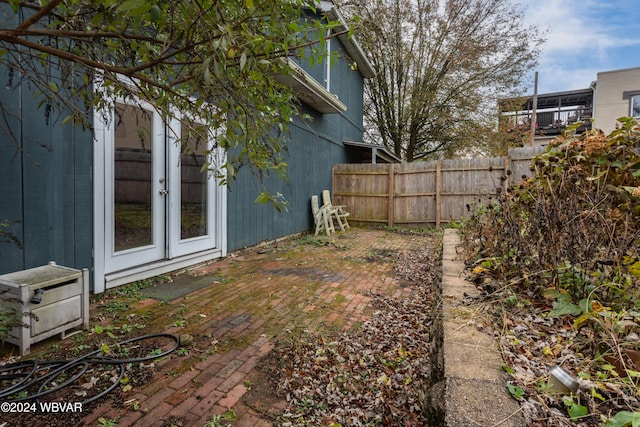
[
  {"left": 179, "top": 120, "right": 209, "bottom": 240},
  {"left": 632, "top": 95, "right": 640, "bottom": 118}
]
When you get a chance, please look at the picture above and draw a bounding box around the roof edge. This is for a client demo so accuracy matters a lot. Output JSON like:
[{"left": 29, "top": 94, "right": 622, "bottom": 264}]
[
  {"left": 324, "top": 6, "right": 376, "bottom": 79},
  {"left": 275, "top": 57, "right": 347, "bottom": 114},
  {"left": 343, "top": 140, "right": 402, "bottom": 163}
]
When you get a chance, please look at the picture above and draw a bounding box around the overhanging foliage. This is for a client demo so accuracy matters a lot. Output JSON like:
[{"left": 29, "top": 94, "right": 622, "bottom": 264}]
[{"left": 0, "top": 0, "right": 336, "bottom": 206}]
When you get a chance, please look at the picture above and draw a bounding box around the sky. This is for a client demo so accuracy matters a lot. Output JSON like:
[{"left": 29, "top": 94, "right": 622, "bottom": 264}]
[{"left": 516, "top": 0, "right": 640, "bottom": 95}]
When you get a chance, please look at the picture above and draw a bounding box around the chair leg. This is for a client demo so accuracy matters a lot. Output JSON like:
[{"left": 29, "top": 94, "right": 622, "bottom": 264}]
[
  {"left": 340, "top": 214, "right": 350, "bottom": 229},
  {"left": 314, "top": 212, "right": 325, "bottom": 236},
  {"left": 323, "top": 210, "right": 335, "bottom": 235},
  {"left": 333, "top": 212, "right": 345, "bottom": 231}
]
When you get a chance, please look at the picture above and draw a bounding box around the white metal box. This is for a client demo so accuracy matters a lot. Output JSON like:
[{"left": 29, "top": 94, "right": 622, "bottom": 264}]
[{"left": 0, "top": 261, "right": 89, "bottom": 356}]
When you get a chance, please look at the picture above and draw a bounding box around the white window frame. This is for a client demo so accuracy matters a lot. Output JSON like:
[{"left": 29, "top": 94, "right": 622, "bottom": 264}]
[
  {"left": 166, "top": 112, "right": 225, "bottom": 258},
  {"left": 631, "top": 94, "right": 640, "bottom": 118},
  {"left": 92, "top": 75, "right": 227, "bottom": 293}
]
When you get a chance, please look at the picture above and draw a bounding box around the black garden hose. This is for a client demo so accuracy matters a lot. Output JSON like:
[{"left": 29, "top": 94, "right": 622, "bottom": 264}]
[
  {"left": 0, "top": 360, "right": 37, "bottom": 399},
  {"left": 0, "top": 333, "right": 179, "bottom": 405}
]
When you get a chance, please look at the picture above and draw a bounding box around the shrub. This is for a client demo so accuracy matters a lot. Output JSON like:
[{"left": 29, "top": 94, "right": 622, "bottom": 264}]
[
  {"left": 0, "top": 292, "right": 24, "bottom": 344},
  {"left": 463, "top": 117, "right": 640, "bottom": 310}
]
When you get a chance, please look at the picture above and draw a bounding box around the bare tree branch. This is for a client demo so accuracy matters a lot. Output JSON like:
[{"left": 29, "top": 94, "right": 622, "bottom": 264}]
[{"left": 338, "top": 0, "right": 545, "bottom": 160}]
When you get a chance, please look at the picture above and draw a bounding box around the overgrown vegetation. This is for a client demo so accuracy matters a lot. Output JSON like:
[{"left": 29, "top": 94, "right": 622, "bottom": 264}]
[
  {"left": 0, "top": 218, "right": 22, "bottom": 251},
  {"left": 0, "top": 291, "right": 24, "bottom": 344},
  {"left": 461, "top": 118, "right": 640, "bottom": 425},
  {"left": 0, "top": 217, "right": 28, "bottom": 343}
]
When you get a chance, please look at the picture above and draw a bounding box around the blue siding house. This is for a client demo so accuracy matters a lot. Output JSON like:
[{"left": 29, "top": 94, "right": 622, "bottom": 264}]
[{"left": 0, "top": 2, "right": 374, "bottom": 293}]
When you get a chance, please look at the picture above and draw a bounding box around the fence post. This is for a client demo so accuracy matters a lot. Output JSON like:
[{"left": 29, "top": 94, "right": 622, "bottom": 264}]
[
  {"left": 435, "top": 160, "right": 442, "bottom": 227},
  {"left": 331, "top": 165, "right": 337, "bottom": 224},
  {"left": 388, "top": 163, "right": 395, "bottom": 227},
  {"left": 332, "top": 164, "right": 337, "bottom": 204},
  {"left": 504, "top": 155, "right": 510, "bottom": 194}
]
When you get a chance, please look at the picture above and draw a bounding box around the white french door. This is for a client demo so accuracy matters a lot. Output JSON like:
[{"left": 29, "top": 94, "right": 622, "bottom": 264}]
[
  {"left": 166, "top": 114, "right": 218, "bottom": 258},
  {"left": 95, "top": 97, "right": 225, "bottom": 288},
  {"left": 104, "top": 100, "right": 166, "bottom": 273}
]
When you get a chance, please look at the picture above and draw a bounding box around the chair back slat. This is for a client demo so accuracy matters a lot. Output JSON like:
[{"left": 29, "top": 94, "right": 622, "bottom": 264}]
[
  {"left": 322, "top": 190, "right": 331, "bottom": 207},
  {"left": 311, "top": 195, "right": 321, "bottom": 216}
]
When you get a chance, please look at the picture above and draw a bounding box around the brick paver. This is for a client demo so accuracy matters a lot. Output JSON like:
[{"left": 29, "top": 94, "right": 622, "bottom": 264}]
[{"left": 6, "top": 228, "right": 436, "bottom": 427}]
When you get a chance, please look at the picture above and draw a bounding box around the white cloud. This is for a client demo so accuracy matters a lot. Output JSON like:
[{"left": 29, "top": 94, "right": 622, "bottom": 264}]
[
  {"left": 515, "top": 0, "right": 640, "bottom": 93},
  {"left": 534, "top": 65, "right": 598, "bottom": 93}
]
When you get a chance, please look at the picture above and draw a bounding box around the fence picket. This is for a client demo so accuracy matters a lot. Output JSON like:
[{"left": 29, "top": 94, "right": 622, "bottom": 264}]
[{"left": 332, "top": 146, "right": 545, "bottom": 226}]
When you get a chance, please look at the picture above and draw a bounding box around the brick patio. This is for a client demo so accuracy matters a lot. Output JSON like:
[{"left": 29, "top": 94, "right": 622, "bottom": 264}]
[{"left": 28, "top": 228, "right": 437, "bottom": 426}]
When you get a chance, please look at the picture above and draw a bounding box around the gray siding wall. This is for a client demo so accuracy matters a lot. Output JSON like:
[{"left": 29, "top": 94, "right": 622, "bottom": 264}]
[
  {"left": 0, "top": 67, "right": 93, "bottom": 276},
  {"left": 227, "top": 114, "right": 349, "bottom": 250},
  {"left": 227, "top": 34, "right": 366, "bottom": 250}
]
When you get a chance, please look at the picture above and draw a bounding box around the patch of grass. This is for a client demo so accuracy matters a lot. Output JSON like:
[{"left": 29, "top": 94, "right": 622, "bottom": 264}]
[
  {"left": 172, "top": 319, "right": 187, "bottom": 328},
  {"left": 97, "top": 417, "right": 119, "bottom": 427},
  {"left": 202, "top": 409, "right": 236, "bottom": 427},
  {"left": 365, "top": 248, "right": 397, "bottom": 262},
  {"left": 176, "top": 304, "right": 188, "bottom": 315},
  {"left": 332, "top": 294, "right": 347, "bottom": 305},
  {"left": 99, "top": 300, "right": 129, "bottom": 315},
  {"left": 93, "top": 276, "right": 168, "bottom": 304},
  {"left": 374, "top": 224, "right": 441, "bottom": 236},
  {"left": 218, "top": 334, "right": 251, "bottom": 352},
  {"left": 295, "top": 235, "right": 326, "bottom": 246}
]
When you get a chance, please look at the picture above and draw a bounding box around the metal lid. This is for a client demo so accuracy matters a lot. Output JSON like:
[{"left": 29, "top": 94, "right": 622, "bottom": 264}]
[{"left": 549, "top": 366, "right": 579, "bottom": 393}]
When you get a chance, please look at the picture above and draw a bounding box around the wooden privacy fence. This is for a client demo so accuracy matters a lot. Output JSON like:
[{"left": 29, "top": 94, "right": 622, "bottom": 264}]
[{"left": 332, "top": 146, "right": 545, "bottom": 227}]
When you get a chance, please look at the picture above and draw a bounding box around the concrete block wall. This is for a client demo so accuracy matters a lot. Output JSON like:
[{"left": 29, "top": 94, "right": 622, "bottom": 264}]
[{"left": 427, "top": 229, "right": 524, "bottom": 426}]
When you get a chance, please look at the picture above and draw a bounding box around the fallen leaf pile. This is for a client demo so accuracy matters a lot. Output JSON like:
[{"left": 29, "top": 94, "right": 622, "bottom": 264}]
[
  {"left": 465, "top": 272, "right": 640, "bottom": 426},
  {"left": 274, "top": 240, "right": 441, "bottom": 427}
]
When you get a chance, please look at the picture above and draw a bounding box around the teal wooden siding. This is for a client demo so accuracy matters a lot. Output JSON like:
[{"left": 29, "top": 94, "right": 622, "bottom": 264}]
[
  {"left": 0, "top": 66, "right": 24, "bottom": 272},
  {"left": 227, "top": 33, "right": 366, "bottom": 250},
  {"left": 0, "top": 65, "right": 93, "bottom": 278},
  {"left": 227, "top": 114, "right": 350, "bottom": 250},
  {"left": 0, "top": 5, "right": 367, "bottom": 270}
]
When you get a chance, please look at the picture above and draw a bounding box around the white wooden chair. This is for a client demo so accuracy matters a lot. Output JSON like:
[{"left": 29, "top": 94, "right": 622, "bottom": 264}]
[
  {"left": 321, "top": 190, "right": 350, "bottom": 231},
  {"left": 311, "top": 195, "right": 334, "bottom": 236}
]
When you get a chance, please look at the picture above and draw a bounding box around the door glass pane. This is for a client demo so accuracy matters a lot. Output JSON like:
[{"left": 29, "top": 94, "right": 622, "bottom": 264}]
[
  {"left": 180, "top": 121, "right": 208, "bottom": 240},
  {"left": 114, "top": 103, "right": 154, "bottom": 251}
]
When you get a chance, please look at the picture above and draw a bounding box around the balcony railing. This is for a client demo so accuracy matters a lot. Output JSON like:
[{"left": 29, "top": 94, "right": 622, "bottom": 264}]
[{"left": 503, "top": 107, "right": 593, "bottom": 136}]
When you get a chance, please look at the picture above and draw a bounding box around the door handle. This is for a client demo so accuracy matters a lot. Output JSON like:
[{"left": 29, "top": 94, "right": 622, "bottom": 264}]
[{"left": 159, "top": 189, "right": 168, "bottom": 196}]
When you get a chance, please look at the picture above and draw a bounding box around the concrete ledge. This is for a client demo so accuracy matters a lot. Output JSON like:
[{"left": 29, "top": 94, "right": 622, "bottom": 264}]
[{"left": 429, "top": 229, "right": 524, "bottom": 426}]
